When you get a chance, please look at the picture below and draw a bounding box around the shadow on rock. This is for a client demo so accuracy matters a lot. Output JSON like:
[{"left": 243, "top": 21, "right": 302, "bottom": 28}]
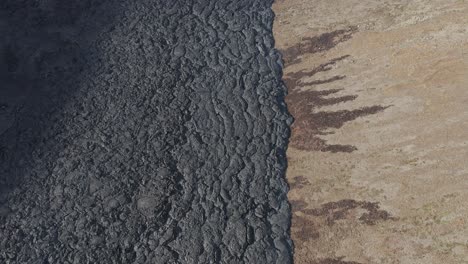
[{"left": 0, "top": 0, "right": 119, "bottom": 213}]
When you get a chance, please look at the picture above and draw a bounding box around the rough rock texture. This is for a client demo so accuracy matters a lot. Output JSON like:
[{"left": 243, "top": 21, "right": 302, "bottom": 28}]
[
  {"left": 273, "top": 0, "right": 468, "bottom": 263},
  {"left": 0, "top": 1, "right": 292, "bottom": 263}
]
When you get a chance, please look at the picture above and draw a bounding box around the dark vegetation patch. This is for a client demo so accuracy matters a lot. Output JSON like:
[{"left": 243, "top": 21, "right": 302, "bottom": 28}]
[
  {"left": 303, "top": 199, "right": 396, "bottom": 226},
  {"left": 280, "top": 27, "right": 357, "bottom": 66},
  {"left": 290, "top": 199, "right": 308, "bottom": 212},
  {"left": 310, "top": 257, "right": 363, "bottom": 264},
  {"left": 292, "top": 215, "right": 320, "bottom": 244},
  {"left": 291, "top": 198, "right": 395, "bottom": 248},
  {"left": 284, "top": 56, "right": 388, "bottom": 152},
  {"left": 288, "top": 175, "right": 310, "bottom": 189}
]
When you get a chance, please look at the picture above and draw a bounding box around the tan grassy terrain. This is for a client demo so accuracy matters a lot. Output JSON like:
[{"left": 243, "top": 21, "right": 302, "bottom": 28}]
[{"left": 273, "top": 0, "right": 468, "bottom": 263}]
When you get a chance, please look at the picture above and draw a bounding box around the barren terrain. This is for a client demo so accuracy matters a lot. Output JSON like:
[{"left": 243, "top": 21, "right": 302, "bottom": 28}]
[{"left": 273, "top": 0, "right": 468, "bottom": 263}]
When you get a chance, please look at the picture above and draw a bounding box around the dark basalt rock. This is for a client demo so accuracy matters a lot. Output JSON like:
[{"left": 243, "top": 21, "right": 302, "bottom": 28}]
[{"left": 0, "top": 0, "right": 292, "bottom": 263}]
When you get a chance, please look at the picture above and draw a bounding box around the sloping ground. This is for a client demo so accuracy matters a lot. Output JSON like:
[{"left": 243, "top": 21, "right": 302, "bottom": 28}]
[
  {"left": 0, "top": 1, "right": 292, "bottom": 263},
  {"left": 273, "top": 0, "right": 468, "bottom": 263}
]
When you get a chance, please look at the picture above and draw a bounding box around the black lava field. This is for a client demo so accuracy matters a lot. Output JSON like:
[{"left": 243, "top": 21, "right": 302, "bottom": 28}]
[{"left": 0, "top": 1, "right": 292, "bottom": 263}]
